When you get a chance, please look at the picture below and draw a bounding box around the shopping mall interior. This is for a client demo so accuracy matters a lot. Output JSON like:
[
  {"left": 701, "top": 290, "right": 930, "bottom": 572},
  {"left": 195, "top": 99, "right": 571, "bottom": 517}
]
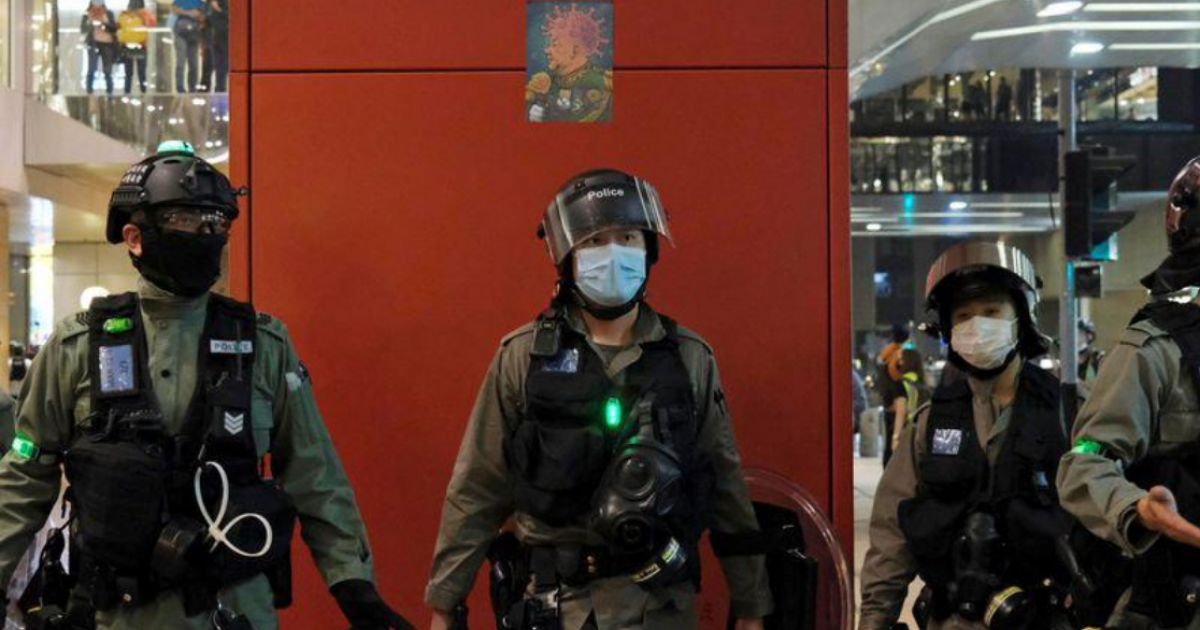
[{"left": 3, "top": 1, "right": 1200, "bottom": 629}]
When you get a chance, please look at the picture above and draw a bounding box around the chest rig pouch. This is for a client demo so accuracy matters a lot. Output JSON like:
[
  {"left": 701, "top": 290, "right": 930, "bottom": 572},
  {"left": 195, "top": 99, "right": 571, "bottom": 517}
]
[
  {"left": 66, "top": 293, "right": 296, "bottom": 616},
  {"left": 504, "top": 306, "right": 713, "bottom": 588},
  {"left": 898, "top": 365, "right": 1074, "bottom": 625},
  {"left": 1126, "top": 301, "right": 1200, "bottom": 627}
]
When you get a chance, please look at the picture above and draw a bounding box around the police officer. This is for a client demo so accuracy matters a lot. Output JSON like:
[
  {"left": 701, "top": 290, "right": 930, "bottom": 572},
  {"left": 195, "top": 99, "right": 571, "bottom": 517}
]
[
  {"left": 425, "top": 169, "right": 773, "bottom": 630},
  {"left": 1058, "top": 157, "right": 1200, "bottom": 630},
  {"left": 0, "top": 142, "right": 414, "bottom": 630},
  {"left": 860, "top": 242, "right": 1115, "bottom": 630}
]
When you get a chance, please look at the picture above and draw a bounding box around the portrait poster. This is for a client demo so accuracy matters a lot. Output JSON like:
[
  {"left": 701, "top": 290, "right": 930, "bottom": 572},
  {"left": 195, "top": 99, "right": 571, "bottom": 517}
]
[{"left": 526, "top": 2, "right": 614, "bottom": 123}]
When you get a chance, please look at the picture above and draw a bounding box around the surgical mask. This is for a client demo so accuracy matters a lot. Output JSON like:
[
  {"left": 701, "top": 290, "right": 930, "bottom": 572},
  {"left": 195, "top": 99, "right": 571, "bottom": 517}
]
[
  {"left": 951, "top": 316, "right": 1019, "bottom": 371},
  {"left": 132, "top": 226, "right": 227, "bottom": 297},
  {"left": 575, "top": 243, "right": 647, "bottom": 308}
]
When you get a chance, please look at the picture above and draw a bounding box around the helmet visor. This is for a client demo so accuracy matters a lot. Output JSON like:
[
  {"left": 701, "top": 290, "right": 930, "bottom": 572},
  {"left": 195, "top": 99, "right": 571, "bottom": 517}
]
[{"left": 543, "top": 178, "right": 671, "bottom": 265}]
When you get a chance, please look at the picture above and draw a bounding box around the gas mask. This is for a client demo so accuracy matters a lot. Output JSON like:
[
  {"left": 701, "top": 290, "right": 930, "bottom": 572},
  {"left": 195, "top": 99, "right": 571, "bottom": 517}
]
[
  {"left": 950, "top": 512, "right": 1035, "bottom": 630},
  {"left": 590, "top": 394, "right": 688, "bottom": 590}
]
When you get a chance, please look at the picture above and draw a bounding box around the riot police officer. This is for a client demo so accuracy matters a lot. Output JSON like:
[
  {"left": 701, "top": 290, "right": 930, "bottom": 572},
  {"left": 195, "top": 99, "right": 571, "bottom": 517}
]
[
  {"left": 0, "top": 142, "right": 413, "bottom": 630},
  {"left": 425, "top": 169, "right": 773, "bottom": 630},
  {"left": 860, "top": 242, "right": 1119, "bottom": 630},
  {"left": 1058, "top": 157, "right": 1200, "bottom": 630}
]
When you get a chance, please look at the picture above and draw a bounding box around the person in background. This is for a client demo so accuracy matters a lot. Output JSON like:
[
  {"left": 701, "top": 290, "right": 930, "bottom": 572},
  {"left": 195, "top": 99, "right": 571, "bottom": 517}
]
[
  {"left": 1077, "top": 319, "right": 1105, "bottom": 388},
  {"left": 81, "top": 0, "right": 118, "bottom": 95},
  {"left": 889, "top": 349, "right": 926, "bottom": 456},
  {"left": 117, "top": 0, "right": 156, "bottom": 94},
  {"left": 171, "top": 0, "right": 205, "bottom": 92},
  {"left": 198, "top": 0, "right": 229, "bottom": 93},
  {"left": 876, "top": 325, "right": 909, "bottom": 466},
  {"left": 995, "top": 77, "right": 1013, "bottom": 121},
  {"left": 853, "top": 366, "right": 868, "bottom": 438}
]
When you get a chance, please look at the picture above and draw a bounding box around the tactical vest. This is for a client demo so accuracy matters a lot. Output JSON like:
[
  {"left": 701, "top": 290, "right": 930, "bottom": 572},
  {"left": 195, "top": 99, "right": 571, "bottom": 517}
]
[
  {"left": 503, "top": 306, "right": 714, "bottom": 583},
  {"left": 898, "top": 364, "right": 1072, "bottom": 602},
  {"left": 64, "top": 292, "right": 295, "bottom": 618},
  {"left": 1126, "top": 301, "right": 1200, "bottom": 627}
]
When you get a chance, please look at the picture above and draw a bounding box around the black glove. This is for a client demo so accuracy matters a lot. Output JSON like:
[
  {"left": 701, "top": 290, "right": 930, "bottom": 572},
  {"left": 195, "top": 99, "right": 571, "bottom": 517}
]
[{"left": 331, "top": 579, "right": 416, "bottom": 630}]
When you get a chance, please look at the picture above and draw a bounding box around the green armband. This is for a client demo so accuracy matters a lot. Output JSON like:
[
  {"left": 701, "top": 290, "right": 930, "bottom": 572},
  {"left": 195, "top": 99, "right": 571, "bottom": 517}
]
[
  {"left": 1072, "top": 439, "right": 1104, "bottom": 456},
  {"left": 11, "top": 433, "right": 39, "bottom": 460}
]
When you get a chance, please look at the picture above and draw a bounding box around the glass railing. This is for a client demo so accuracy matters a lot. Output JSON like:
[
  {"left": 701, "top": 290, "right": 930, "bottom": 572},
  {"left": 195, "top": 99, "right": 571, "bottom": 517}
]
[
  {"left": 40, "top": 93, "right": 230, "bottom": 162},
  {"left": 24, "top": 1, "right": 230, "bottom": 162}
]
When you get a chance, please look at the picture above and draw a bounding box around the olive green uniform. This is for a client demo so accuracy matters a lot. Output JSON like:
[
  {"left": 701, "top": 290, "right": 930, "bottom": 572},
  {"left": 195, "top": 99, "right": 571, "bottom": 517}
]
[
  {"left": 425, "top": 306, "right": 772, "bottom": 630},
  {"left": 527, "top": 65, "right": 612, "bottom": 123},
  {"left": 859, "top": 368, "right": 1071, "bottom": 630},
  {"left": 1057, "top": 307, "right": 1200, "bottom": 630},
  {"left": 0, "top": 390, "right": 13, "bottom": 456},
  {"left": 0, "top": 279, "right": 375, "bottom": 630}
]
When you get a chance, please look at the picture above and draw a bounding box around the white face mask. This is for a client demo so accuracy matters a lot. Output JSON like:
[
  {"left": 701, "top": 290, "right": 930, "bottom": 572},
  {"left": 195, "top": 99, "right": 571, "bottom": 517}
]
[{"left": 951, "top": 316, "right": 1019, "bottom": 371}]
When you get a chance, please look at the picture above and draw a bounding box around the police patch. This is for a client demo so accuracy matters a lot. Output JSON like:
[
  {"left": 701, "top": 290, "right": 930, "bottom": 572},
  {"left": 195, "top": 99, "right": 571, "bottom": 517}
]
[
  {"left": 210, "top": 340, "right": 254, "bottom": 355},
  {"left": 541, "top": 348, "right": 580, "bottom": 374},
  {"left": 932, "top": 428, "right": 964, "bottom": 456}
]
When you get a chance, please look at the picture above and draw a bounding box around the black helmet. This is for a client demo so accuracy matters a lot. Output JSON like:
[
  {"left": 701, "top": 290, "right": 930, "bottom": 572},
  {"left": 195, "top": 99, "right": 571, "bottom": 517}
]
[
  {"left": 106, "top": 141, "right": 243, "bottom": 244},
  {"left": 538, "top": 169, "right": 672, "bottom": 272},
  {"left": 1165, "top": 156, "right": 1200, "bottom": 254},
  {"left": 925, "top": 241, "right": 1048, "bottom": 360}
]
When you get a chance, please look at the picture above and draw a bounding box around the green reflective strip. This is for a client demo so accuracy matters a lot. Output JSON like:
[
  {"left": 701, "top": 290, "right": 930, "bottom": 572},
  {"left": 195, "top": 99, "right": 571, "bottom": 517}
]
[
  {"left": 156, "top": 140, "right": 194, "bottom": 155},
  {"left": 605, "top": 397, "right": 622, "bottom": 430},
  {"left": 1072, "top": 439, "right": 1104, "bottom": 455},
  {"left": 103, "top": 317, "right": 133, "bottom": 334},
  {"left": 11, "top": 434, "right": 38, "bottom": 460}
]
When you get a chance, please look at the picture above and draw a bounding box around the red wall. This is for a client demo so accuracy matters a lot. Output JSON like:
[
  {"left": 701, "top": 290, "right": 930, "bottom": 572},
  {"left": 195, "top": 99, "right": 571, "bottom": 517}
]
[{"left": 231, "top": 2, "right": 850, "bottom": 628}]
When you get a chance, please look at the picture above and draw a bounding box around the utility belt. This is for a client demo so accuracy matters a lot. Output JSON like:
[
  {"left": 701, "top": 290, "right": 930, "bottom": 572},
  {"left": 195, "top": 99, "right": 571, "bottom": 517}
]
[{"left": 485, "top": 533, "right": 692, "bottom": 630}]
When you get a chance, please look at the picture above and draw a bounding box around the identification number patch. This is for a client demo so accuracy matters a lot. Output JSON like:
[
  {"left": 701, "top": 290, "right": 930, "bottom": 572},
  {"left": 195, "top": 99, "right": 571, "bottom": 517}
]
[
  {"left": 932, "top": 428, "right": 964, "bottom": 456},
  {"left": 541, "top": 348, "right": 580, "bottom": 374},
  {"left": 99, "top": 344, "right": 136, "bottom": 395}
]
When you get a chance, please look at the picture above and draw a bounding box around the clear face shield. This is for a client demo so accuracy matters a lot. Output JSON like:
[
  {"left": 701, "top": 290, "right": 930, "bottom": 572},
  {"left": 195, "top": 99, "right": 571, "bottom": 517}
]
[{"left": 541, "top": 177, "right": 672, "bottom": 266}]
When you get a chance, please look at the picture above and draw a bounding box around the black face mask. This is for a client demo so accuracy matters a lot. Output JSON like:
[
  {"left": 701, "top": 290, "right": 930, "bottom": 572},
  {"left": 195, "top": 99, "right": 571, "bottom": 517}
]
[{"left": 132, "top": 225, "right": 227, "bottom": 297}]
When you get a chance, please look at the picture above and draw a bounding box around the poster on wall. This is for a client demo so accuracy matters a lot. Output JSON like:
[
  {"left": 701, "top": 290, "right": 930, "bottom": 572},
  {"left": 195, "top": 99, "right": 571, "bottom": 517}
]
[{"left": 526, "top": 1, "right": 613, "bottom": 123}]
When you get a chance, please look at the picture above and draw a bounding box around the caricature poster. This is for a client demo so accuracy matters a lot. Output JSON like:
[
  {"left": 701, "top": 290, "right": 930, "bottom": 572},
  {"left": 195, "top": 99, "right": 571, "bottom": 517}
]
[{"left": 526, "top": 2, "right": 614, "bottom": 123}]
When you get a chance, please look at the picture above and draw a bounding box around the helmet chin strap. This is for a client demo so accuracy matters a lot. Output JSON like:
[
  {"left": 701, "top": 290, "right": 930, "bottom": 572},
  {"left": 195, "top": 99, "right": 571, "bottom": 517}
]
[
  {"left": 569, "top": 280, "right": 648, "bottom": 320},
  {"left": 947, "top": 347, "right": 1020, "bottom": 380}
]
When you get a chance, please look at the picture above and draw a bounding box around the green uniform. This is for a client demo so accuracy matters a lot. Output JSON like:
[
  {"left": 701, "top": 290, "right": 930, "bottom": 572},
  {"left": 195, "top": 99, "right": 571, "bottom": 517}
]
[
  {"left": 0, "top": 390, "right": 13, "bottom": 456},
  {"left": 425, "top": 305, "right": 772, "bottom": 630},
  {"left": 859, "top": 369, "right": 1071, "bottom": 630},
  {"left": 0, "top": 279, "right": 374, "bottom": 630},
  {"left": 528, "top": 65, "right": 612, "bottom": 123},
  {"left": 1057, "top": 307, "right": 1200, "bottom": 630}
]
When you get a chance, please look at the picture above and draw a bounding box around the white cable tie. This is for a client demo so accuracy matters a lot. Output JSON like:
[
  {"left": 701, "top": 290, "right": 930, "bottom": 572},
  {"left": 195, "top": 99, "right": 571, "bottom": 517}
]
[{"left": 194, "top": 461, "right": 274, "bottom": 559}]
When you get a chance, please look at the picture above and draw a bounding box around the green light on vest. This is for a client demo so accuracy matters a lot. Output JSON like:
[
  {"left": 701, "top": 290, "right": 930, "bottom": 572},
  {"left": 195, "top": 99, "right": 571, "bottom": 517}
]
[
  {"left": 11, "top": 434, "right": 38, "bottom": 460},
  {"left": 103, "top": 317, "right": 133, "bottom": 334},
  {"left": 1072, "top": 439, "right": 1104, "bottom": 456},
  {"left": 157, "top": 140, "right": 195, "bottom": 155},
  {"left": 605, "top": 398, "right": 622, "bottom": 430}
]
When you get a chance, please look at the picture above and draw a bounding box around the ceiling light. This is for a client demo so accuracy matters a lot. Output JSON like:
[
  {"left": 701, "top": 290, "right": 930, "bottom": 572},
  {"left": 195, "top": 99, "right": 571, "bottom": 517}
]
[
  {"left": 1038, "top": 1, "right": 1085, "bottom": 17},
  {"left": 852, "top": 0, "right": 1008, "bottom": 77},
  {"left": 1085, "top": 3, "right": 1200, "bottom": 11},
  {"left": 949, "top": 201, "right": 969, "bottom": 210},
  {"left": 866, "top": 223, "right": 884, "bottom": 232},
  {"left": 972, "top": 21, "right": 1200, "bottom": 41},
  {"left": 1071, "top": 41, "right": 1106, "bottom": 54},
  {"left": 1110, "top": 42, "right": 1200, "bottom": 50}
]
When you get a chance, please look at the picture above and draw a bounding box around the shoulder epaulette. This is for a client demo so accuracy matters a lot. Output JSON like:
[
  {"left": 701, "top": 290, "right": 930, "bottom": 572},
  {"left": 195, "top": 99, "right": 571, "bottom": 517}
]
[
  {"left": 501, "top": 323, "right": 537, "bottom": 348},
  {"left": 256, "top": 313, "right": 288, "bottom": 342}
]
